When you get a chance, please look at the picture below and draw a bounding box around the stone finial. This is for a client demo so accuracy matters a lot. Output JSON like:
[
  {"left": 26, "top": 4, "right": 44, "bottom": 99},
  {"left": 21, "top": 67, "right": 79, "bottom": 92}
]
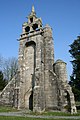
[{"left": 32, "top": 5, "right": 35, "bottom": 13}]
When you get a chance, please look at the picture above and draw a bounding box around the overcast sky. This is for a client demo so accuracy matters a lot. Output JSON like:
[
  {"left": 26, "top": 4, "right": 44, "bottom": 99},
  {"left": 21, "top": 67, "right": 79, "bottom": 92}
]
[{"left": 0, "top": 0, "right": 80, "bottom": 79}]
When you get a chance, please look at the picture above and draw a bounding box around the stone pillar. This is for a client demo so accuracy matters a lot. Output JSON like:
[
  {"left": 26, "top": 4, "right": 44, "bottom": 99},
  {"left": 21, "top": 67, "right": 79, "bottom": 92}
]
[
  {"left": 43, "top": 24, "right": 54, "bottom": 70},
  {"left": 43, "top": 24, "right": 55, "bottom": 110},
  {"left": 18, "top": 39, "right": 25, "bottom": 109}
]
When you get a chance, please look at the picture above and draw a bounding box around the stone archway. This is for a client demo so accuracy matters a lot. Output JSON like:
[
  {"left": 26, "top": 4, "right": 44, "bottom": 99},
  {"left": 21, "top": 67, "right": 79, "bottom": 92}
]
[
  {"left": 66, "top": 91, "right": 71, "bottom": 112},
  {"left": 24, "top": 89, "right": 32, "bottom": 109},
  {"left": 23, "top": 41, "right": 36, "bottom": 110},
  {"left": 66, "top": 90, "right": 77, "bottom": 114},
  {"left": 29, "top": 91, "right": 33, "bottom": 110}
]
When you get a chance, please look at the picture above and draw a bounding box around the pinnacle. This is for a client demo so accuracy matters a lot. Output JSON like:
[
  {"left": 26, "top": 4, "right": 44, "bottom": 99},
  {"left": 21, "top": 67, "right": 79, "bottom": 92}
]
[{"left": 32, "top": 5, "right": 35, "bottom": 13}]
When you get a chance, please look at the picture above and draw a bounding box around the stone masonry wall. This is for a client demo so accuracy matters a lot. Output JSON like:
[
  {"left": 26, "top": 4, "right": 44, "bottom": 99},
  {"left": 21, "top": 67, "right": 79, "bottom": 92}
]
[{"left": 0, "top": 71, "right": 20, "bottom": 108}]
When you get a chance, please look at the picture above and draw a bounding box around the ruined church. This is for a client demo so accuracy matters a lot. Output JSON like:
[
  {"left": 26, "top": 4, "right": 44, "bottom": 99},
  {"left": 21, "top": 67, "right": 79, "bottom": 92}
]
[{"left": 0, "top": 6, "right": 77, "bottom": 113}]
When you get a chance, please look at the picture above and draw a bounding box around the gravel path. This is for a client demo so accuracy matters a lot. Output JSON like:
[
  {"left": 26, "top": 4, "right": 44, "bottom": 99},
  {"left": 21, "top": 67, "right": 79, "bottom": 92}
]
[{"left": 0, "top": 112, "right": 80, "bottom": 119}]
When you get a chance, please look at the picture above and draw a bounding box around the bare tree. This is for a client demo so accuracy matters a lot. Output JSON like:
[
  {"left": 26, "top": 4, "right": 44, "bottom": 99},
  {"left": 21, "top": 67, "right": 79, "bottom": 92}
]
[
  {"left": 0, "top": 55, "right": 3, "bottom": 69},
  {"left": 3, "top": 57, "right": 18, "bottom": 81}
]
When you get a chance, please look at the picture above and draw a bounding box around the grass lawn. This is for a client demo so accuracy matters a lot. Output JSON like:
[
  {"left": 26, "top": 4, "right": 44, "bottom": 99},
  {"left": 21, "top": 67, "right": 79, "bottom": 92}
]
[
  {"left": 0, "top": 106, "right": 80, "bottom": 116},
  {"left": 0, "top": 116, "right": 79, "bottom": 120},
  {"left": 27, "top": 110, "right": 80, "bottom": 116},
  {"left": 0, "top": 106, "right": 19, "bottom": 112},
  {"left": 0, "top": 106, "right": 80, "bottom": 120}
]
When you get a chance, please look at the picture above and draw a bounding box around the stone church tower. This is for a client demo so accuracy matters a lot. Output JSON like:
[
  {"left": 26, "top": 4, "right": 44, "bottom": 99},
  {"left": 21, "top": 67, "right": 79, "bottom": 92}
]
[{"left": 0, "top": 6, "right": 77, "bottom": 113}]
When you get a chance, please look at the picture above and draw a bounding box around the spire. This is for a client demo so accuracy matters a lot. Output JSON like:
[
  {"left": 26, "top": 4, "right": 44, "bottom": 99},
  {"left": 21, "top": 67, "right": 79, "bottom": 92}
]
[
  {"left": 32, "top": 5, "right": 35, "bottom": 13},
  {"left": 29, "top": 5, "right": 36, "bottom": 16}
]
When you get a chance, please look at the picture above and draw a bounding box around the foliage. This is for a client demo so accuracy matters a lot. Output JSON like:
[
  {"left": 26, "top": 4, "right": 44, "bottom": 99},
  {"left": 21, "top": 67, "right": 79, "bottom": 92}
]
[
  {"left": 69, "top": 36, "right": 80, "bottom": 101},
  {"left": 0, "top": 70, "right": 6, "bottom": 91}
]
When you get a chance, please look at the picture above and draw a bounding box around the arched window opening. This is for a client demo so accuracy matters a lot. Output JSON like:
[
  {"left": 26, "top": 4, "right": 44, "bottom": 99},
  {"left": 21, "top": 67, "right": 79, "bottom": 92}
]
[
  {"left": 30, "top": 17, "right": 33, "bottom": 23},
  {"left": 32, "top": 24, "right": 38, "bottom": 30},
  {"left": 25, "top": 26, "right": 30, "bottom": 32},
  {"left": 29, "top": 92, "right": 33, "bottom": 110}
]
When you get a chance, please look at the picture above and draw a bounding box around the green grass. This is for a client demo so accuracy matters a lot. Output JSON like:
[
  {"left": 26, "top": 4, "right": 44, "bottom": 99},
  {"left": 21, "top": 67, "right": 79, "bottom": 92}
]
[
  {"left": 0, "top": 106, "right": 80, "bottom": 120},
  {"left": 0, "top": 106, "right": 19, "bottom": 112},
  {"left": 0, "top": 116, "right": 79, "bottom": 120},
  {"left": 27, "top": 110, "right": 80, "bottom": 116},
  {"left": 0, "top": 106, "right": 80, "bottom": 116}
]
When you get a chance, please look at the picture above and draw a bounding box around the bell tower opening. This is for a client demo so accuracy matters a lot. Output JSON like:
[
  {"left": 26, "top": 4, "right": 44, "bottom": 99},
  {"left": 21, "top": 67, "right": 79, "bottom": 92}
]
[
  {"left": 32, "top": 23, "right": 38, "bottom": 30},
  {"left": 30, "top": 17, "right": 33, "bottom": 23},
  {"left": 25, "top": 26, "right": 30, "bottom": 32}
]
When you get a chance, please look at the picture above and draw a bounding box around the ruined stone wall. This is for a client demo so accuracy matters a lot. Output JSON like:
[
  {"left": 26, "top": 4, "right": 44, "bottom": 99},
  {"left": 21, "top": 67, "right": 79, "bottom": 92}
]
[
  {"left": 53, "top": 59, "right": 77, "bottom": 113},
  {"left": 43, "top": 24, "right": 58, "bottom": 110},
  {"left": 0, "top": 72, "right": 20, "bottom": 108}
]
